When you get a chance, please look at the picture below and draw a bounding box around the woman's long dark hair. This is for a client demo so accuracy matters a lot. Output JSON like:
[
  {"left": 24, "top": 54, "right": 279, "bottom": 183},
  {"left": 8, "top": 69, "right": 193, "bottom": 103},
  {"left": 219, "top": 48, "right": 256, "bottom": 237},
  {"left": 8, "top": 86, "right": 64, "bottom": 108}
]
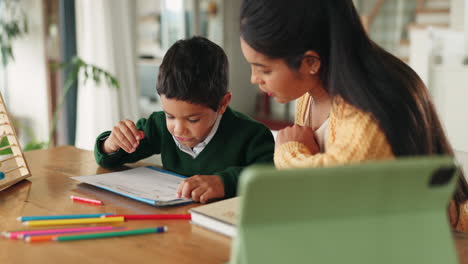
[{"left": 240, "top": 0, "right": 467, "bottom": 224}]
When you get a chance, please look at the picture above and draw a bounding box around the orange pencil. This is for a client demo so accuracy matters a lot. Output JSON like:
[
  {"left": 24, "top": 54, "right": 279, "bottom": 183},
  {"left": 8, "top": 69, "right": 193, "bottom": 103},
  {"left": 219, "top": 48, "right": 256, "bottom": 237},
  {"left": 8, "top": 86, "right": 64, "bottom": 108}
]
[{"left": 25, "top": 234, "right": 55, "bottom": 243}]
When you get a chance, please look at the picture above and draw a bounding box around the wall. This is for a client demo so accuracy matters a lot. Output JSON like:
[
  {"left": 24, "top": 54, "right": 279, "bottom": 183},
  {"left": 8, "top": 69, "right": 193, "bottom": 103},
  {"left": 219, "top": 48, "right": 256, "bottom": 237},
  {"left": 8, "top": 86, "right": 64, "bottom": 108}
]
[
  {"left": 222, "top": 0, "right": 255, "bottom": 116},
  {"left": 451, "top": 0, "right": 465, "bottom": 31},
  {"left": 466, "top": 0, "right": 468, "bottom": 55},
  {"left": 430, "top": 65, "right": 468, "bottom": 152},
  {"left": 6, "top": 0, "right": 49, "bottom": 144},
  {"left": 429, "top": 0, "right": 468, "bottom": 152},
  {"left": 409, "top": 27, "right": 432, "bottom": 86}
]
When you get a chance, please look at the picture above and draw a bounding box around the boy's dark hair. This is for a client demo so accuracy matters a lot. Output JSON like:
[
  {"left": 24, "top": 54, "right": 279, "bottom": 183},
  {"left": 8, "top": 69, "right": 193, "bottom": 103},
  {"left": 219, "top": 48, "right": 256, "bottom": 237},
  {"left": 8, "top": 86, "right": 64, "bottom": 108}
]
[{"left": 157, "top": 36, "right": 229, "bottom": 111}]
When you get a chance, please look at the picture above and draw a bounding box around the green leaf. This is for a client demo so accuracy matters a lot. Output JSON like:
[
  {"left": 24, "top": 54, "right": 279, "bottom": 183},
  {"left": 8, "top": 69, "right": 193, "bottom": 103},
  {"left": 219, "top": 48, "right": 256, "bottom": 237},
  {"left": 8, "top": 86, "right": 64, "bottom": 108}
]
[
  {"left": 24, "top": 141, "right": 47, "bottom": 151},
  {"left": 92, "top": 67, "right": 99, "bottom": 82}
]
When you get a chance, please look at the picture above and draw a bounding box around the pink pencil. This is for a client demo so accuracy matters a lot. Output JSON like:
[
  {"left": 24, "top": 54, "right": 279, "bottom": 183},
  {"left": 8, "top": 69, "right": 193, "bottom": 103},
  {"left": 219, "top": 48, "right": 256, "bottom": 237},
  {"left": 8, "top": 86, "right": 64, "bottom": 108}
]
[
  {"left": 2, "top": 226, "right": 118, "bottom": 240},
  {"left": 70, "top": 195, "right": 103, "bottom": 205}
]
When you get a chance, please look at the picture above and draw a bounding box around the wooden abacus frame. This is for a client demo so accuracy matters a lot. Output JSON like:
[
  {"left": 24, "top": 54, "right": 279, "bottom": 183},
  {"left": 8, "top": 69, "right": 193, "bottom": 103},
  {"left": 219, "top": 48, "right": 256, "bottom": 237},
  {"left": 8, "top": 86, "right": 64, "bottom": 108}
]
[{"left": 0, "top": 91, "right": 31, "bottom": 190}]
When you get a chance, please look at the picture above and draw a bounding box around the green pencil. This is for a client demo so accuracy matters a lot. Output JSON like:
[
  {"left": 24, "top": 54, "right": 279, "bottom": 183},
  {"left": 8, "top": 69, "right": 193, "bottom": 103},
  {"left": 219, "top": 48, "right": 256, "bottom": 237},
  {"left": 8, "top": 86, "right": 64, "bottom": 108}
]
[{"left": 54, "top": 226, "right": 167, "bottom": 242}]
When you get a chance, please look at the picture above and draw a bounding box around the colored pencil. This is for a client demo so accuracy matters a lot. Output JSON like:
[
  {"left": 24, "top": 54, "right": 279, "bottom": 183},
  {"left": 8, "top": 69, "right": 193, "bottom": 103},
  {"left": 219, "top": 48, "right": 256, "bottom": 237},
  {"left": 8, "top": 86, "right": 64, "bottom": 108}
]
[
  {"left": 2, "top": 226, "right": 118, "bottom": 240},
  {"left": 24, "top": 227, "right": 126, "bottom": 243},
  {"left": 17, "top": 213, "right": 114, "bottom": 222},
  {"left": 104, "top": 214, "right": 191, "bottom": 220},
  {"left": 25, "top": 234, "right": 56, "bottom": 243},
  {"left": 70, "top": 195, "right": 103, "bottom": 205},
  {"left": 54, "top": 226, "right": 168, "bottom": 242},
  {"left": 23, "top": 216, "right": 124, "bottom": 227}
]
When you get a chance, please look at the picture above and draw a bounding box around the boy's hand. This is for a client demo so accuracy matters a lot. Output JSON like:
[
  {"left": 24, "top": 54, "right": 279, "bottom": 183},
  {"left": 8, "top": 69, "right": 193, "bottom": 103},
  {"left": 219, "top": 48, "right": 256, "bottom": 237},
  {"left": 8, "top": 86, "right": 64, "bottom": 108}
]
[
  {"left": 176, "top": 175, "right": 225, "bottom": 204},
  {"left": 276, "top": 124, "right": 320, "bottom": 155},
  {"left": 103, "top": 120, "right": 145, "bottom": 154}
]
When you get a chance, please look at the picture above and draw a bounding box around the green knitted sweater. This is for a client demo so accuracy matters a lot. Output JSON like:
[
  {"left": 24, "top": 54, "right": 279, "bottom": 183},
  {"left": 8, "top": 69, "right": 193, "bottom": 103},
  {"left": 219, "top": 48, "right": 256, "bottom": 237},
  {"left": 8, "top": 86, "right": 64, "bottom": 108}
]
[{"left": 94, "top": 107, "right": 274, "bottom": 198}]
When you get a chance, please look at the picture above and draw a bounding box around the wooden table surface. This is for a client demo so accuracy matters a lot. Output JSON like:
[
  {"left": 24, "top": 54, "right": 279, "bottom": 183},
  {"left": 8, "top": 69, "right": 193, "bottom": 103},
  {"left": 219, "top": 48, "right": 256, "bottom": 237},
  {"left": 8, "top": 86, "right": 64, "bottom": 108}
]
[
  {"left": 1, "top": 146, "right": 468, "bottom": 263},
  {"left": 0, "top": 146, "right": 231, "bottom": 264}
]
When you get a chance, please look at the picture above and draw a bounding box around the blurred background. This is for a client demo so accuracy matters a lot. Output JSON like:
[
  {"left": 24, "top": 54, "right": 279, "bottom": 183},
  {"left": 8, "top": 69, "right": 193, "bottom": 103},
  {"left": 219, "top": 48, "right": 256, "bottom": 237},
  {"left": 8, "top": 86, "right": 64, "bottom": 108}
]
[{"left": 0, "top": 0, "right": 467, "bottom": 160}]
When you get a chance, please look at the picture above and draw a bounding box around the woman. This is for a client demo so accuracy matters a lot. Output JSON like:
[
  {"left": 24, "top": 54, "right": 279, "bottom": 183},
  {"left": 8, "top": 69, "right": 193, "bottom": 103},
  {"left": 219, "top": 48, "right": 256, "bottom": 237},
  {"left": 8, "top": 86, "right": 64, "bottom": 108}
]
[{"left": 240, "top": 0, "right": 468, "bottom": 231}]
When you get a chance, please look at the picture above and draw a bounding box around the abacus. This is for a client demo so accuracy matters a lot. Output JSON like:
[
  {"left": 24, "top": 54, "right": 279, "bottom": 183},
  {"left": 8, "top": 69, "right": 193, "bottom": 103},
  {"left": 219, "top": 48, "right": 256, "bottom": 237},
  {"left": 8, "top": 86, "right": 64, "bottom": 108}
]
[{"left": 0, "top": 92, "right": 31, "bottom": 190}]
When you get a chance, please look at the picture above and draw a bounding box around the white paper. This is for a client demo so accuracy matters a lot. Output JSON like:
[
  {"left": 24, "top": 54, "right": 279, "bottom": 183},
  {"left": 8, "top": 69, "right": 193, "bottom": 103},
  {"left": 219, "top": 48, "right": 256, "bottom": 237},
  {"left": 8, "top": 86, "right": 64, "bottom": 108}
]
[{"left": 71, "top": 167, "right": 192, "bottom": 203}]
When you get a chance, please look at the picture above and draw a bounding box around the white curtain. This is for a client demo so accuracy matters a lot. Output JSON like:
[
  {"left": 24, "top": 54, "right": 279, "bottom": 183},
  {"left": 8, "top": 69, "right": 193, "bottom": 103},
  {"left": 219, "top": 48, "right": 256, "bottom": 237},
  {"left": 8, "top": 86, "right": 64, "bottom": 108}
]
[
  {"left": 75, "top": 0, "right": 139, "bottom": 150},
  {"left": 465, "top": 0, "right": 468, "bottom": 56}
]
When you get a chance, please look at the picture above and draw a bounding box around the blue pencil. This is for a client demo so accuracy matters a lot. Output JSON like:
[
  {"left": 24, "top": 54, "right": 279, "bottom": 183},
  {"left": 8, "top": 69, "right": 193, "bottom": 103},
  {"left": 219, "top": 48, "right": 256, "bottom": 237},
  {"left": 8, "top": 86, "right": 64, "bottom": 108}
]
[{"left": 17, "top": 213, "right": 114, "bottom": 222}]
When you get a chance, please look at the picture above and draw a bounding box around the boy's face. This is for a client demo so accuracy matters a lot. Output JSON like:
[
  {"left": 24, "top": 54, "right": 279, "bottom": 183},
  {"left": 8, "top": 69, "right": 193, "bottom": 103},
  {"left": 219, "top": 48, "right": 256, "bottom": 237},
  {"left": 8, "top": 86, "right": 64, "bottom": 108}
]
[{"left": 160, "top": 94, "right": 231, "bottom": 148}]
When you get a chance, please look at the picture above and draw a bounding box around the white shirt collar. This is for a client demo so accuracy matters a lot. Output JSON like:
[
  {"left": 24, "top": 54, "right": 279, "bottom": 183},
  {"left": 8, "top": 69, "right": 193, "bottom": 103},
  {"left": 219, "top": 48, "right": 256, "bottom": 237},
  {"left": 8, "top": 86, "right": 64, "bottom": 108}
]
[{"left": 172, "top": 114, "right": 222, "bottom": 158}]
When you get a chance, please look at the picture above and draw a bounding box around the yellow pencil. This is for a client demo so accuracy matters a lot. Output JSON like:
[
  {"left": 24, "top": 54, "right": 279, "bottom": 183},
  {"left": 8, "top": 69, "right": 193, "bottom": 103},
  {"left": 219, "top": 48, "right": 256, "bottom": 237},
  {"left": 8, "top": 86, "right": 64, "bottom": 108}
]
[{"left": 23, "top": 216, "right": 124, "bottom": 227}]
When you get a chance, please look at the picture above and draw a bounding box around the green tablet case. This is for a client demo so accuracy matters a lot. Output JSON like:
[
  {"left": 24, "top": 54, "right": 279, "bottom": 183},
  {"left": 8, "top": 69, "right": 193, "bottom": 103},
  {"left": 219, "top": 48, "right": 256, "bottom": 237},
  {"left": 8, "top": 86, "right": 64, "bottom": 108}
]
[{"left": 230, "top": 156, "right": 460, "bottom": 264}]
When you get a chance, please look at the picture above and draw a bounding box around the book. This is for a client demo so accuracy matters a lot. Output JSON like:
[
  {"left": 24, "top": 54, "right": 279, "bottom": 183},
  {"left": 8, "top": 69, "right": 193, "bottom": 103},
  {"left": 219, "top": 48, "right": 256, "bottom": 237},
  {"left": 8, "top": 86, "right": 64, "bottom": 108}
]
[
  {"left": 189, "top": 197, "right": 239, "bottom": 237},
  {"left": 71, "top": 166, "right": 192, "bottom": 207}
]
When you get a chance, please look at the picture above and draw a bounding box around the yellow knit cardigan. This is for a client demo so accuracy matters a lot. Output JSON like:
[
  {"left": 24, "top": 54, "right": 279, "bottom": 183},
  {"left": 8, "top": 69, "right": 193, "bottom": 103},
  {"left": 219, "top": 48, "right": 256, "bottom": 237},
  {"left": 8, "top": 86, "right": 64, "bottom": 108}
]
[
  {"left": 274, "top": 93, "right": 394, "bottom": 168},
  {"left": 275, "top": 93, "right": 468, "bottom": 232}
]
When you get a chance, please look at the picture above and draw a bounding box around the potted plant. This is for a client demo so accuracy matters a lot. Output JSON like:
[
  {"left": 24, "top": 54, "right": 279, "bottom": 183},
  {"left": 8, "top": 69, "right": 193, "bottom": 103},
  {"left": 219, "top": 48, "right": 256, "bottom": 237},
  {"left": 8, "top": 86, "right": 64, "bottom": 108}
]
[
  {"left": 0, "top": 0, "right": 28, "bottom": 154},
  {"left": 47, "top": 56, "right": 119, "bottom": 147}
]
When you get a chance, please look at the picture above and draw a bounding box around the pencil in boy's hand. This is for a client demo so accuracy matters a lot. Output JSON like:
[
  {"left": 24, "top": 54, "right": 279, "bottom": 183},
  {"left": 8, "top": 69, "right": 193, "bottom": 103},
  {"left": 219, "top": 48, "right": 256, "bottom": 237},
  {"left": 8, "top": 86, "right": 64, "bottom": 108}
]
[
  {"left": 53, "top": 226, "right": 168, "bottom": 242},
  {"left": 70, "top": 195, "right": 103, "bottom": 205}
]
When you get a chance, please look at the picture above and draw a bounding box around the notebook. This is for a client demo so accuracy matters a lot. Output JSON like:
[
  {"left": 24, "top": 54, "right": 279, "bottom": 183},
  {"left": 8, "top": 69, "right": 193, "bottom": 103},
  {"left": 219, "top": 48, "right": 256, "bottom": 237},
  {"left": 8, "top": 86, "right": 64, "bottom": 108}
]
[
  {"left": 229, "top": 156, "right": 460, "bottom": 264},
  {"left": 189, "top": 197, "right": 239, "bottom": 237},
  {"left": 71, "top": 166, "right": 192, "bottom": 207}
]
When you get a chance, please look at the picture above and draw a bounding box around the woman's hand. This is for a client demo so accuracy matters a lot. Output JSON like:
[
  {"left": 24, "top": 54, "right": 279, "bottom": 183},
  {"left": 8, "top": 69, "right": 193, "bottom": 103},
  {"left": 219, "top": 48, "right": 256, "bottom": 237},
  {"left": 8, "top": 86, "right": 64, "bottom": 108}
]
[
  {"left": 176, "top": 175, "right": 225, "bottom": 203},
  {"left": 276, "top": 124, "right": 320, "bottom": 154}
]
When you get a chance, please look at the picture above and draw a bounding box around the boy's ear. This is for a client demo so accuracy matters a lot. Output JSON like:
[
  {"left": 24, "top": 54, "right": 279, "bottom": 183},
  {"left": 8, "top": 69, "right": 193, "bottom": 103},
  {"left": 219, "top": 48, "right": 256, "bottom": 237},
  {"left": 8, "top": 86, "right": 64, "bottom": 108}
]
[
  {"left": 217, "top": 93, "right": 232, "bottom": 114},
  {"left": 303, "top": 50, "right": 321, "bottom": 74}
]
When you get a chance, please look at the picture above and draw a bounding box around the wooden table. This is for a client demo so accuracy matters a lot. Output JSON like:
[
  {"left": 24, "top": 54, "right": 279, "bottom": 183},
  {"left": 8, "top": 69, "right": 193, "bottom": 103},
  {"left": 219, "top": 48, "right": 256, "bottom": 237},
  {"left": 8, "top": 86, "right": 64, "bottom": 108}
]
[
  {"left": 0, "top": 146, "right": 231, "bottom": 264},
  {"left": 1, "top": 146, "right": 468, "bottom": 263}
]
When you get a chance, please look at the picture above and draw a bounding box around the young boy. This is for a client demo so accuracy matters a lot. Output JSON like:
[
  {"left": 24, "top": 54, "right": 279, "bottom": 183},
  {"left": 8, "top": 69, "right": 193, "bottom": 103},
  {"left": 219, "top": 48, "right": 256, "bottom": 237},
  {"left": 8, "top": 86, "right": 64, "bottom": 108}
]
[{"left": 94, "top": 36, "right": 274, "bottom": 203}]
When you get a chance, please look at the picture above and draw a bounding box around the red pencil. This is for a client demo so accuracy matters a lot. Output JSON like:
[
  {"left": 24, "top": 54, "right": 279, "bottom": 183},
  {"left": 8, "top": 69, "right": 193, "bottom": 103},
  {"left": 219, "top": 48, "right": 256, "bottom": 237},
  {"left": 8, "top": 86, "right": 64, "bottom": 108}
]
[
  {"left": 70, "top": 195, "right": 103, "bottom": 205},
  {"left": 104, "top": 214, "right": 191, "bottom": 220}
]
